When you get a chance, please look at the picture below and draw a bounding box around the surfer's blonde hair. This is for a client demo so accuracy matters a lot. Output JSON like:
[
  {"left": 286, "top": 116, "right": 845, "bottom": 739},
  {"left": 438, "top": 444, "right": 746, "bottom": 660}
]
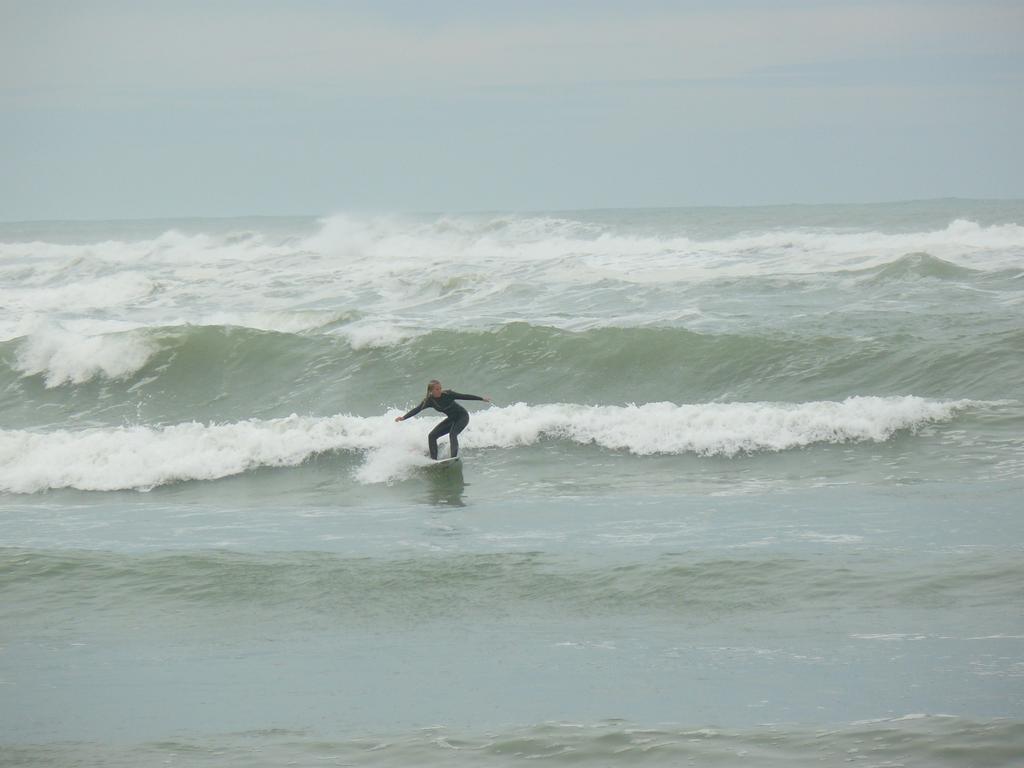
[{"left": 425, "top": 379, "right": 442, "bottom": 399}]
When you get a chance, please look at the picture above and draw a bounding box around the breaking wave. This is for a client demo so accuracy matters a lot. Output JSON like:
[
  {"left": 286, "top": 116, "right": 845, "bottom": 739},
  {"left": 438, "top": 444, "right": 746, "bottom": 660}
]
[{"left": 0, "top": 396, "right": 979, "bottom": 492}]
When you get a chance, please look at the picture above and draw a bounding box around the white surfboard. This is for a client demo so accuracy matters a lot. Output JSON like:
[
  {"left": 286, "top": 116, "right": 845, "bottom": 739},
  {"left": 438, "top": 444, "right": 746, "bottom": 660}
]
[{"left": 430, "top": 456, "right": 462, "bottom": 469}]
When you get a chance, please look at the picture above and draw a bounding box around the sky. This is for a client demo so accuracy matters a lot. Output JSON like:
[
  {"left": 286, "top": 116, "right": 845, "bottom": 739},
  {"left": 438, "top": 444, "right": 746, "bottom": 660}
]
[{"left": 1, "top": 0, "right": 1022, "bottom": 220}]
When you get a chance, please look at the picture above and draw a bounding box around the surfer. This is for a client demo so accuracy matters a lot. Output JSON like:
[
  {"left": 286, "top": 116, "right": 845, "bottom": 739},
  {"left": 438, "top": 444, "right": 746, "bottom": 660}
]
[{"left": 395, "top": 379, "right": 491, "bottom": 460}]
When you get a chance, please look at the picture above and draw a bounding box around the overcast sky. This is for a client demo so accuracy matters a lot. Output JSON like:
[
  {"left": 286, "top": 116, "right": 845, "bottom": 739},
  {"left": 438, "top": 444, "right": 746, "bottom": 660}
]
[{"left": 2, "top": 0, "right": 1022, "bottom": 220}]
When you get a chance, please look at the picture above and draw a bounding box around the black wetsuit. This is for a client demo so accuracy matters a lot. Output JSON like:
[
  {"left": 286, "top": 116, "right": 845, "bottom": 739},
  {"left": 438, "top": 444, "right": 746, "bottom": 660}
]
[{"left": 402, "top": 391, "right": 485, "bottom": 459}]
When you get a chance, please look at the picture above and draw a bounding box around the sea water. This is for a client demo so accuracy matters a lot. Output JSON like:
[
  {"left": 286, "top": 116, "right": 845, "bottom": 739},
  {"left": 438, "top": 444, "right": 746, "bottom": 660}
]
[{"left": 1, "top": 200, "right": 1023, "bottom": 766}]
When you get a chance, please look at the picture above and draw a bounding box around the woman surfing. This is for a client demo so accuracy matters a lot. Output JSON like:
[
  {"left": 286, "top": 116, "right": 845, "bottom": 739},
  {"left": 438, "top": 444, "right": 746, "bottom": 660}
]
[{"left": 395, "top": 379, "right": 492, "bottom": 460}]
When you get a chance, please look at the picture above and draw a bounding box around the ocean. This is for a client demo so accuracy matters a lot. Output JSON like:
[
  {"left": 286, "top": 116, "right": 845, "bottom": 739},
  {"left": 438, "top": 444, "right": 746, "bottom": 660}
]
[{"left": 1, "top": 199, "right": 1022, "bottom": 766}]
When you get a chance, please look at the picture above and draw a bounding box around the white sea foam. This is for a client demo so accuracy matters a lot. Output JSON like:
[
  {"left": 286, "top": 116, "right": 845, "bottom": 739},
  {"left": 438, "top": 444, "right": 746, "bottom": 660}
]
[
  {"left": 302, "top": 215, "right": 1024, "bottom": 285},
  {"left": 334, "top": 320, "right": 426, "bottom": 350},
  {"left": 15, "top": 327, "right": 157, "bottom": 388},
  {"left": 464, "top": 397, "right": 972, "bottom": 456},
  {"left": 4, "top": 313, "right": 411, "bottom": 388},
  {"left": 2, "top": 215, "right": 1021, "bottom": 344},
  {"left": 0, "top": 396, "right": 975, "bottom": 492},
  {"left": 0, "top": 414, "right": 376, "bottom": 494},
  {"left": 0, "top": 271, "right": 155, "bottom": 315}
]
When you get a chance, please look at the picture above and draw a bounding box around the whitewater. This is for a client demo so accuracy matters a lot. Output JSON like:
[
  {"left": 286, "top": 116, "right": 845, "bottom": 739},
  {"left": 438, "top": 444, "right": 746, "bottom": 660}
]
[
  {"left": 2, "top": 200, "right": 1023, "bottom": 767},
  {"left": 0, "top": 396, "right": 986, "bottom": 492}
]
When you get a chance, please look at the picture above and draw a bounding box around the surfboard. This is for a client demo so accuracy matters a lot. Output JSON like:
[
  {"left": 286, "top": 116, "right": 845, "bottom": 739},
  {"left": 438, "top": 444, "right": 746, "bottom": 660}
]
[{"left": 430, "top": 456, "right": 462, "bottom": 469}]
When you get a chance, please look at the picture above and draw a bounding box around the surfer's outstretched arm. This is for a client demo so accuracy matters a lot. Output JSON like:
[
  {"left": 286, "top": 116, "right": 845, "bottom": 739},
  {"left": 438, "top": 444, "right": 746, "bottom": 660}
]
[
  {"left": 395, "top": 400, "right": 426, "bottom": 422},
  {"left": 449, "top": 392, "right": 492, "bottom": 403}
]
